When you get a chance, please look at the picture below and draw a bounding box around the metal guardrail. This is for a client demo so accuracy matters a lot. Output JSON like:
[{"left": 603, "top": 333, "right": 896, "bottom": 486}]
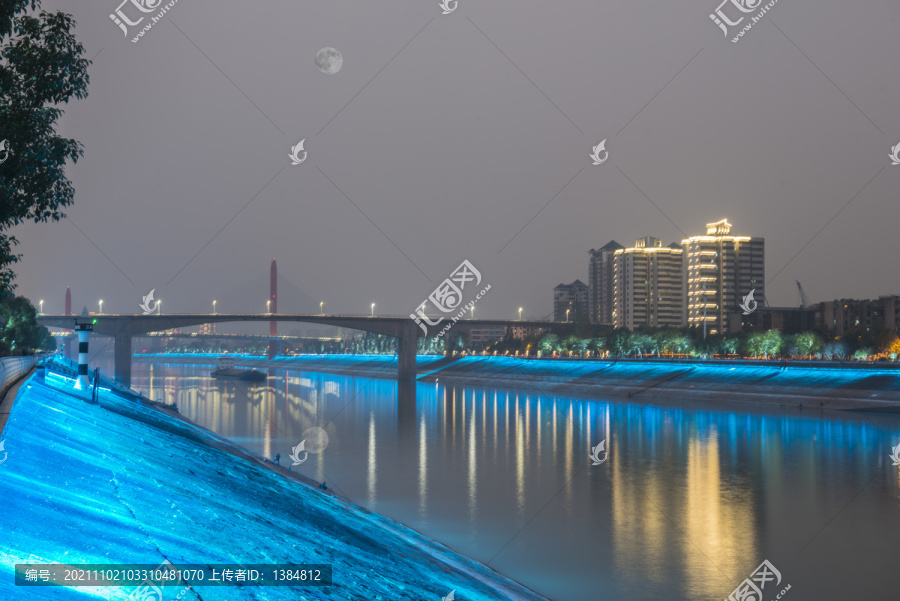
[{"left": 0, "top": 355, "right": 38, "bottom": 400}]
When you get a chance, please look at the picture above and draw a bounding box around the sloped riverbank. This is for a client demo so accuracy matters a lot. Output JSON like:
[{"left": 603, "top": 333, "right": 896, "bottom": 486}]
[
  {"left": 423, "top": 356, "right": 900, "bottom": 412},
  {"left": 0, "top": 368, "right": 550, "bottom": 600}
]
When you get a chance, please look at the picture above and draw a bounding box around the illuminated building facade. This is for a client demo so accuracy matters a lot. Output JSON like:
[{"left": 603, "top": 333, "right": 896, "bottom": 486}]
[
  {"left": 683, "top": 219, "right": 765, "bottom": 336},
  {"left": 588, "top": 241, "right": 624, "bottom": 325},
  {"left": 612, "top": 236, "right": 684, "bottom": 330}
]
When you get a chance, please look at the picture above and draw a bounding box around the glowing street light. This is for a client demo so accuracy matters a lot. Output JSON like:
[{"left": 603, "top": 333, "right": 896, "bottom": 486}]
[
  {"left": 39, "top": 300, "right": 44, "bottom": 315},
  {"left": 566, "top": 308, "right": 570, "bottom": 322},
  {"left": 518, "top": 307, "right": 523, "bottom": 321},
  {"left": 267, "top": 300, "right": 271, "bottom": 314},
  {"left": 320, "top": 301, "right": 324, "bottom": 315},
  {"left": 370, "top": 302, "right": 376, "bottom": 317},
  {"left": 99, "top": 299, "right": 103, "bottom": 315},
  {"left": 213, "top": 300, "right": 217, "bottom": 314}
]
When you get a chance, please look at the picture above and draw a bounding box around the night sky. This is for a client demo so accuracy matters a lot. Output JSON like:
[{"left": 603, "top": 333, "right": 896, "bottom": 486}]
[{"left": 11, "top": 0, "right": 899, "bottom": 318}]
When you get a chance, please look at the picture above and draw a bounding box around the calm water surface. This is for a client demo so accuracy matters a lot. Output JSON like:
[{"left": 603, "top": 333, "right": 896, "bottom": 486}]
[{"left": 126, "top": 360, "right": 900, "bottom": 601}]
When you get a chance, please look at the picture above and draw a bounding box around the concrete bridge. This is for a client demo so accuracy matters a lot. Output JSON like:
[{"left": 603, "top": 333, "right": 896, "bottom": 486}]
[{"left": 37, "top": 313, "right": 553, "bottom": 386}]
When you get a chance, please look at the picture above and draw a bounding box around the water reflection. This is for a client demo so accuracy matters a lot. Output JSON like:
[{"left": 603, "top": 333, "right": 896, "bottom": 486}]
[{"left": 129, "top": 362, "right": 900, "bottom": 601}]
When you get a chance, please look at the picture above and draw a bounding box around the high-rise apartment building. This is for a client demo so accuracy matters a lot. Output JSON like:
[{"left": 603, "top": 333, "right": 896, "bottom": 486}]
[
  {"left": 588, "top": 241, "right": 624, "bottom": 324},
  {"left": 814, "top": 295, "right": 900, "bottom": 335},
  {"left": 683, "top": 219, "right": 765, "bottom": 336},
  {"left": 612, "top": 236, "right": 684, "bottom": 330},
  {"left": 553, "top": 280, "right": 589, "bottom": 322}
]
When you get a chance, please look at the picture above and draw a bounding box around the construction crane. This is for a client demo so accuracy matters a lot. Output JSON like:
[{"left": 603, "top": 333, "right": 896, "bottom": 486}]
[{"left": 796, "top": 280, "right": 811, "bottom": 308}]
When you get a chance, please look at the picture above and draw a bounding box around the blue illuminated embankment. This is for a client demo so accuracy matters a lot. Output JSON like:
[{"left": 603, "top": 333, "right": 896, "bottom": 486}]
[
  {"left": 424, "top": 356, "right": 900, "bottom": 410},
  {"left": 0, "top": 371, "right": 550, "bottom": 600}
]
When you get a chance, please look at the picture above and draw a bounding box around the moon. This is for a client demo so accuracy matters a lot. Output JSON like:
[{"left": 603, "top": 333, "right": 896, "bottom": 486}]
[
  {"left": 315, "top": 47, "right": 342, "bottom": 75},
  {"left": 302, "top": 427, "right": 329, "bottom": 454}
]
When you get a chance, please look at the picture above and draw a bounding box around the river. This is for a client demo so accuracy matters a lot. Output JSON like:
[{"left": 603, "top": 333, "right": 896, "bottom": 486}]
[{"left": 122, "top": 359, "right": 900, "bottom": 600}]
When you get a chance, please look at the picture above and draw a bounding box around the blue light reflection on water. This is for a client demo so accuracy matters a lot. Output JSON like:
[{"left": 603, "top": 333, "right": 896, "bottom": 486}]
[{"left": 124, "top": 359, "right": 900, "bottom": 601}]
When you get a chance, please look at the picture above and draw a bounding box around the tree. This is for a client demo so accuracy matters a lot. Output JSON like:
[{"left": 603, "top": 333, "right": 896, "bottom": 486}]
[
  {"left": 573, "top": 337, "right": 590, "bottom": 355},
  {"left": 589, "top": 337, "right": 606, "bottom": 356},
  {"left": 562, "top": 335, "right": 580, "bottom": 354},
  {"left": 743, "top": 332, "right": 765, "bottom": 358},
  {"left": 795, "top": 331, "right": 823, "bottom": 358},
  {"left": 607, "top": 329, "right": 630, "bottom": 357},
  {"left": 0, "top": 0, "right": 90, "bottom": 292},
  {"left": 0, "top": 293, "right": 54, "bottom": 352},
  {"left": 759, "top": 329, "right": 783, "bottom": 358},
  {"left": 629, "top": 333, "right": 654, "bottom": 358},
  {"left": 539, "top": 334, "right": 559, "bottom": 354},
  {"left": 720, "top": 336, "right": 740, "bottom": 356},
  {"left": 822, "top": 339, "right": 848, "bottom": 360}
]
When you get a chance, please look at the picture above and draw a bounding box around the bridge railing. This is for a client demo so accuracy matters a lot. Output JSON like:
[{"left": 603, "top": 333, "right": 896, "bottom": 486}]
[{"left": 0, "top": 355, "right": 38, "bottom": 400}]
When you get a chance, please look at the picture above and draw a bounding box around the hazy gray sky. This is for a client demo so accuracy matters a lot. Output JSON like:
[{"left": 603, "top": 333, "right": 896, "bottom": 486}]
[{"left": 11, "top": 0, "right": 900, "bottom": 319}]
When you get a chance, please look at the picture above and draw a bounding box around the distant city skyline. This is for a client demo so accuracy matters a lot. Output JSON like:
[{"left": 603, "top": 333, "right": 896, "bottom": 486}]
[{"left": 8, "top": 0, "right": 899, "bottom": 322}]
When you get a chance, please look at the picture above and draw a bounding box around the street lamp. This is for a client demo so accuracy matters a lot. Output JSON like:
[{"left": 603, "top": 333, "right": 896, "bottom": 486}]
[
  {"left": 470, "top": 306, "right": 475, "bottom": 319},
  {"left": 370, "top": 303, "right": 375, "bottom": 317},
  {"left": 267, "top": 300, "right": 271, "bottom": 314},
  {"left": 39, "top": 300, "right": 44, "bottom": 315},
  {"left": 213, "top": 300, "right": 217, "bottom": 314},
  {"left": 157, "top": 300, "right": 161, "bottom": 315},
  {"left": 320, "top": 301, "right": 324, "bottom": 315},
  {"left": 566, "top": 308, "right": 570, "bottom": 322},
  {"left": 518, "top": 307, "right": 523, "bottom": 321},
  {"left": 99, "top": 299, "right": 103, "bottom": 315}
]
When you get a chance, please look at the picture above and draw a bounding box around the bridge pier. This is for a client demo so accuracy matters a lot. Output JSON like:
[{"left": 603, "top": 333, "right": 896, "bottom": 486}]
[
  {"left": 397, "top": 320, "right": 417, "bottom": 380},
  {"left": 114, "top": 319, "right": 132, "bottom": 387}
]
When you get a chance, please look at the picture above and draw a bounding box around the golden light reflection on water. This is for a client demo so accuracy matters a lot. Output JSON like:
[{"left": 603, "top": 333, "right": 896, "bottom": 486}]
[
  {"left": 468, "top": 391, "right": 477, "bottom": 522},
  {"left": 611, "top": 422, "right": 755, "bottom": 599},
  {"left": 515, "top": 393, "right": 526, "bottom": 515},
  {"left": 419, "top": 412, "right": 428, "bottom": 517},
  {"left": 565, "top": 403, "right": 573, "bottom": 499},
  {"left": 264, "top": 380, "right": 273, "bottom": 460},
  {"left": 683, "top": 426, "right": 754, "bottom": 599},
  {"left": 367, "top": 412, "right": 376, "bottom": 504}
]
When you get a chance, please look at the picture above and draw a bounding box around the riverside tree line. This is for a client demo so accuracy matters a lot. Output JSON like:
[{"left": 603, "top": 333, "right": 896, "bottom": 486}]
[{"left": 420, "top": 322, "right": 900, "bottom": 361}]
